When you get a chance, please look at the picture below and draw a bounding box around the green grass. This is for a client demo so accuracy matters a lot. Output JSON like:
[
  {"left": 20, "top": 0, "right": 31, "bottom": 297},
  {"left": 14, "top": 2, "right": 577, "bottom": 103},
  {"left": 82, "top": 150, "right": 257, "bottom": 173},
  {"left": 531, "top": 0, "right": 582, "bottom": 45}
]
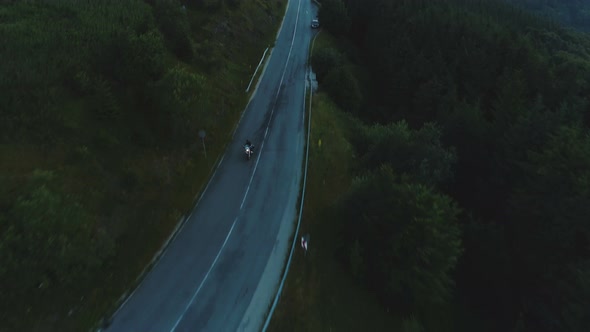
[
  {"left": 268, "top": 30, "right": 402, "bottom": 332},
  {"left": 83, "top": 2, "right": 289, "bottom": 330},
  {"left": 267, "top": 93, "right": 402, "bottom": 331},
  {"left": 268, "top": 31, "right": 495, "bottom": 332},
  {"left": 0, "top": 1, "right": 287, "bottom": 331}
]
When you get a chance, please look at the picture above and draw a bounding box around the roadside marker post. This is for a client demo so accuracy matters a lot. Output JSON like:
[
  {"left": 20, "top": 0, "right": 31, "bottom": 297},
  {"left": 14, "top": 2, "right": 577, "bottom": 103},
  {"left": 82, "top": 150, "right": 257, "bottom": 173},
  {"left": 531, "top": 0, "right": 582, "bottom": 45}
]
[
  {"left": 301, "top": 234, "right": 310, "bottom": 256},
  {"left": 198, "top": 130, "right": 207, "bottom": 159}
]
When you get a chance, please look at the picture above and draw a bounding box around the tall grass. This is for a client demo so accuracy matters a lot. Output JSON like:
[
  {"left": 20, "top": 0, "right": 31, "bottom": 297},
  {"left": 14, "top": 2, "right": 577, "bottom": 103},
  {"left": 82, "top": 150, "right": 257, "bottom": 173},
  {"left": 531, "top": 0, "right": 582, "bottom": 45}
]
[{"left": 0, "top": 0, "right": 287, "bottom": 330}]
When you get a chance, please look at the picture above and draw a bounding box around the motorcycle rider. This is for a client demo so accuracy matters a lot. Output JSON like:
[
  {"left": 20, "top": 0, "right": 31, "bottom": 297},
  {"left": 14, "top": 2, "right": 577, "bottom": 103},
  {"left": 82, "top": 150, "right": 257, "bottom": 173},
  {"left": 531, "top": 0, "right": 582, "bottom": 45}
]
[{"left": 245, "top": 139, "right": 254, "bottom": 152}]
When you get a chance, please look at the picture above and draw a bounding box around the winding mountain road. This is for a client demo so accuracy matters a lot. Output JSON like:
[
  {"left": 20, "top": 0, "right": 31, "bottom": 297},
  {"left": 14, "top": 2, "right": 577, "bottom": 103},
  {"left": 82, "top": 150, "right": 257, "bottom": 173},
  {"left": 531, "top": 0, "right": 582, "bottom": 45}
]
[{"left": 104, "top": 0, "right": 317, "bottom": 331}]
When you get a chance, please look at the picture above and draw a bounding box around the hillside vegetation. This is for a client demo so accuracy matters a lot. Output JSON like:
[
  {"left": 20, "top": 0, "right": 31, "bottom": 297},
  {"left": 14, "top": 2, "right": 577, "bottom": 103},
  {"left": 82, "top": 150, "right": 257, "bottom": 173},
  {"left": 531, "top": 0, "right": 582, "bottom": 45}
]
[
  {"left": 0, "top": 0, "right": 285, "bottom": 330},
  {"left": 273, "top": 0, "right": 590, "bottom": 331},
  {"left": 507, "top": 0, "right": 590, "bottom": 31}
]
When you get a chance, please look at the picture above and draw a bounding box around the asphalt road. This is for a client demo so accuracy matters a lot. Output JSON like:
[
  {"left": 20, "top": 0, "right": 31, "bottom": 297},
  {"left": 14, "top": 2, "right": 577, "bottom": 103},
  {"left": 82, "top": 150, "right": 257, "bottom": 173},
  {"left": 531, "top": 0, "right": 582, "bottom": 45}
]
[{"left": 104, "top": 0, "right": 317, "bottom": 331}]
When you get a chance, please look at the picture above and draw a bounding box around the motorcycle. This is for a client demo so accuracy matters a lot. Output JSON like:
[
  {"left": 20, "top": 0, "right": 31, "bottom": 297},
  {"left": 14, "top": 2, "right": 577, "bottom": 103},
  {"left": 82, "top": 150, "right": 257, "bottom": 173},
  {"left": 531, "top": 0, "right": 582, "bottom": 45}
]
[{"left": 244, "top": 144, "right": 254, "bottom": 160}]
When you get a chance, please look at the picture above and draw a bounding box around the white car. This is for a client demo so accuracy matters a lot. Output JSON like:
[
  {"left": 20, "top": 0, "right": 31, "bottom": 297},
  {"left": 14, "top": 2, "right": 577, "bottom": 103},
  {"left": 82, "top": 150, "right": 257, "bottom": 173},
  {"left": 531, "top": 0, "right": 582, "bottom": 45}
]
[{"left": 311, "top": 19, "right": 319, "bottom": 29}]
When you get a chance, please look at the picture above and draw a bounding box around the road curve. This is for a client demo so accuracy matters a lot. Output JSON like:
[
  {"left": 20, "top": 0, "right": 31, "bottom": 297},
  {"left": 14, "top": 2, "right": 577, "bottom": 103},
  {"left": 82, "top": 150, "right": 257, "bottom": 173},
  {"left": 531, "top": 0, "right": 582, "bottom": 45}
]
[{"left": 104, "top": 0, "right": 317, "bottom": 331}]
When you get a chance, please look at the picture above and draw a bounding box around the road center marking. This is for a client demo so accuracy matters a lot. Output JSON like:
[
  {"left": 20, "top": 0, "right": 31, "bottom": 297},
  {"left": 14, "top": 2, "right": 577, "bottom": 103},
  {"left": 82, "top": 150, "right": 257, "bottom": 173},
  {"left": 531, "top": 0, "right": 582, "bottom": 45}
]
[
  {"left": 169, "top": 217, "right": 239, "bottom": 332},
  {"left": 169, "top": 0, "right": 303, "bottom": 330}
]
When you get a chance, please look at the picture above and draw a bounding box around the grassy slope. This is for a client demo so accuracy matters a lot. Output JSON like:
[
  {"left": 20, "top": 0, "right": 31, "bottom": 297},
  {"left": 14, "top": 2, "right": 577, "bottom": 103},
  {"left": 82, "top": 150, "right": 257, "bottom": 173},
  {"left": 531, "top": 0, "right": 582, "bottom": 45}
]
[
  {"left": 269, "top": 92, "right": 402, "bottom": 331},
  {"left": 267, "top": 86, "right": 401, "bottom": 330},
  {"left": 0, "top": 0, "right": 286, "bottom": 331},
  {"left": 267, "top": 32, "right": 401, "bottom": 332},
  {"left": 268, "top": 31, "right": 499, "bottom": 332},
  {"left": 89, "top": 2, "right": 287, "bottom": 331}
]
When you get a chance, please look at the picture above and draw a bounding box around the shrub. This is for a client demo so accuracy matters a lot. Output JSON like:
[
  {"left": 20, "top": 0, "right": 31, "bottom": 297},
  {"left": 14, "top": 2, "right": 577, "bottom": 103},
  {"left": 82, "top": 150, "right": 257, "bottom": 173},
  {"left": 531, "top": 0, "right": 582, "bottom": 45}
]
[
  {"left": 155, "top": 66, "right": 206, "bottom": 143},
  {"left": 340, "top": 166, "right": 462, "bottom": 313},
  {"left": 0, "top": 170, "right": 113, "bottom": 293},
  {"left": 311, "top": 47, "right": 343, "bottom": 82},
  {"left": 323, "top": 66, "right": 362, "bottom": 113},
  {"left": 154, "top": 0, "right": 195, "bottom": 60}
]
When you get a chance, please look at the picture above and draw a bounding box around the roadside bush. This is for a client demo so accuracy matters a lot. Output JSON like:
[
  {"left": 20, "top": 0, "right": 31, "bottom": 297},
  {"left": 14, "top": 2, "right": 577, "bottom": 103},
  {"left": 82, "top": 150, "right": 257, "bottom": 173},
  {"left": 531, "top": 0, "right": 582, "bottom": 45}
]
[
  {"left": 0, "top": 0, "right": 166, "bottom": 141},
  {"left": 199, "top": 0, "right": 224, "bottom": 10},
  {"left": 358, "top": 121, "right": 457, "bottom": 187},
  {"left": 155, "top": 66, "right": 206, "bottom": 143},
  {"left": 318, "top": 0, "right": 351, "bottom": 35},
  {"left": 91, "top": 77, "right": 120, "bottom": 120},
  {"left": 226, "top": 0, "right": 242, "bottom": 8},
  {"left": 339, "top": 166, "right": 462, "bottom": 313},
  {"left": 193, "top": 39, "right": 224, "bottom": 71},
  {"left": 97, "top": 27, "right": 167, "bottom": 85},
  {"left": 402, "top": 316, "right": 425, "bottom": 332},
  {"left": 311, "top": 47, "right": 343, "bottom": 82},
  {"left": 0, "top": 170, "right": 113, "bottom": 294},
  {"left": 323, "top": 66, "right": 362, "bottom": 113},
  {"left": 154, "top": 0, "right": 194, "bottom": 61}
]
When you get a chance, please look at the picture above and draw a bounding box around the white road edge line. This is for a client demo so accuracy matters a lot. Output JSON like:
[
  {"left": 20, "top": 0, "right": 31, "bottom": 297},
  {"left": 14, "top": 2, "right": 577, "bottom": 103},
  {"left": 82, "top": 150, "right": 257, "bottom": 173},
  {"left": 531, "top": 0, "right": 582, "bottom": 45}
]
[
  {"left": 105, "top": 2, "right": 288, "bottom": 328},
  {"left": 108, "top": 148, "right": 223, "bottom": 321},
  {"left": 169, "top": 217, "right": 239, "bottom": 332},
  {"left": 169, "top": 0, "right": 303, "bottom": 329},
  {"left": 240, "top": 149, "right": 262, "bottom": 210},
  {"left": 261, "top": 19, "right": 319, "bottom": 332},
  {"left": 240, "top": 0, "right": 303, "bottom": 210},
  {"left": 246, "top": 47, "right": 269, "bottom": 92}
]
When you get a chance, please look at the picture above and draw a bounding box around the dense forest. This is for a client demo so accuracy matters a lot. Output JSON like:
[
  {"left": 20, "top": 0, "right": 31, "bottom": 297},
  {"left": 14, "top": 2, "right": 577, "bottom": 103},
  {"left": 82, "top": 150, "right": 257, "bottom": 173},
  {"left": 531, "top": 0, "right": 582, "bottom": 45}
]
[
  {"left": 0, "top": 0, "right": 284, "bottom": 330},
  {"left": 507, "top": 0, "right": 590, "bottom": 31},
  {"left": 313, "top": 0, "right": 590, "bottom": 331}
]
